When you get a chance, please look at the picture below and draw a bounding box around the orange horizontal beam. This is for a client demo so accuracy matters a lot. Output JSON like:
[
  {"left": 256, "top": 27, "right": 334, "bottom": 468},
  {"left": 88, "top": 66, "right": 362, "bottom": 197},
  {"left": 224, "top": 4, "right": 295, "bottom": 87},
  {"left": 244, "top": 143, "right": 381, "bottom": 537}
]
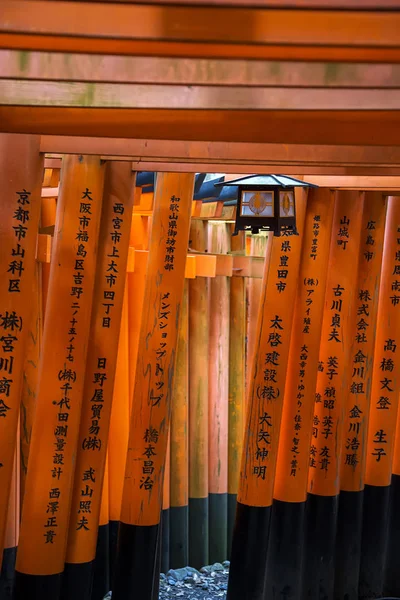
[
  {"left": 1, "top": 3, "right": 400, "bottom": 62},
  {"left": 3, "top": 107, "right": 400, "bottom": 146}
]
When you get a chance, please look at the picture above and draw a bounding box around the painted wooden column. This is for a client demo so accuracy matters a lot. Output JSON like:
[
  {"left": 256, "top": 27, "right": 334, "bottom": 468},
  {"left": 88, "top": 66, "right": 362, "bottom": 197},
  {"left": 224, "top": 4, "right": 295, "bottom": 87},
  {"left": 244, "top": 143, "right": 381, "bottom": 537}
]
[
  {"left": 14, "top": 155, "right": 105, "bottom": 600},
  {"left": 20, "top": 259, "right": 42, "bottom": 502},
  {"left": 335, "top": 193, "right": 387, "bottom": 600},
  {"left": 169, "top": 281, "right": 189, "bottom": 569},
  {"left": 62, "top": 162, "right": 134, "bottom": 598},
  {"left": 359, "top": 196, "right": 400, "bottom": 600},
  {"left": 40, "top": 194, "right": 57, "bottom": 319},
  {"left": 112, "top": 173, "right": 195, "bottom": 600},
  {"left": 227, "top": 189, "right": 307, "bottom": 600},
  {"left": 266, "top": 188, "right": 335, "bottom": 600},
  {"left": 0, "top": 134, "right": 43, "bottom": 563},
  {"left": 161, "top": 431, "right": 171, "bottom": 574},
  {"left": 228, "top": 273, "right": 246, "bottom": 554},
  {"left": 188, "top": 220, "right": 210, "bottom": 569},
  {"left": 303, "top": 191, "right": 364, "bottom": 600},
  {"left": 91, "top": 457, "right": 110, "bottom": 600},
  {"left": 108, "top": 282, "right": 130, "bottom": 578},
  {"left": 208, "top": 221, "right": 230, "bottom": 564}
]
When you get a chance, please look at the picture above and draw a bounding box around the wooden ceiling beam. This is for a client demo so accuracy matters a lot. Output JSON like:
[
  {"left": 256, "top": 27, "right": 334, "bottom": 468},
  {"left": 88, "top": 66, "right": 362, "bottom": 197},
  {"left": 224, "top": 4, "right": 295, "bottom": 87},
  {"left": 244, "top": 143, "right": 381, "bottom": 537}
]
[{"left": 1, "top": 2, "right": 400, "bottom": 62}]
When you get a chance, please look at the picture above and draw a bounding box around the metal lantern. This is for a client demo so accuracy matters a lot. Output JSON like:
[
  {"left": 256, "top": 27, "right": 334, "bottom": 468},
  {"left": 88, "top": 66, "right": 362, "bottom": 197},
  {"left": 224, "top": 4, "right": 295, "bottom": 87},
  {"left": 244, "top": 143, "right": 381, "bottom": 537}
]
[{"left": 215, "top": 175, "right": 318, "bottom": 236}]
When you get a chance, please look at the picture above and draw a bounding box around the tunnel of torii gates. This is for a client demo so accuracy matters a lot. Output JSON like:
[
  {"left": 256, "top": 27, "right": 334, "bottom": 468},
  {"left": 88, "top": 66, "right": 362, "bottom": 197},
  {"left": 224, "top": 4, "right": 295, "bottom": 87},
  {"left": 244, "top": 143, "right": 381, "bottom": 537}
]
[{"left": 4, "top": 2, "right": 400, "bottom": 600}]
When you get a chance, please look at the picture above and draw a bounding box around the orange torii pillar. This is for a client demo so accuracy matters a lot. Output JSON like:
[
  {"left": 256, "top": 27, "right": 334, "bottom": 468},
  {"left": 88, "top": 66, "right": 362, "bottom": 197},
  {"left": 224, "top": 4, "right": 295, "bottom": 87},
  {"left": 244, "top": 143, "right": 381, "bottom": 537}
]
[
  {"left": 335, "top": 193, "right": 387, "bottom": 600},
  {"left": 0, "top": 442, "right": 19, "bottom": 599},
  {"left": 188, "top": 220, "right": 209, "bottom": 569},
  {"left": 227, "top": 189, "right": 307, "bottom": 600},
  {"left": 108, "top": 283, "right": 130, "bottom": 579},
  {"left": 0, "top": 134, "right": 43, "bottom": 575},
  {"left": 112, "top": 173, "right": 195, "bottom": 600},
  {"left": 265, "top": 188, "right": 335, "bottom": 600},
  {"left": 170, "top": 281, "right": 189, "bottom": 568},
  {"left": 208, "top": 221, "right": 230, "bottom": 564},
  {"left": 359, "top": 196, "right": 400, "bottom": 599},
  {"left": 14, "top": 155, "right": 105, "bottom": 600},
  {"left": 61, "top": 163, "right": 134, "bottom": 599},
  {"left": 303, "top": 192, "right": 364, "bottom": 600}
]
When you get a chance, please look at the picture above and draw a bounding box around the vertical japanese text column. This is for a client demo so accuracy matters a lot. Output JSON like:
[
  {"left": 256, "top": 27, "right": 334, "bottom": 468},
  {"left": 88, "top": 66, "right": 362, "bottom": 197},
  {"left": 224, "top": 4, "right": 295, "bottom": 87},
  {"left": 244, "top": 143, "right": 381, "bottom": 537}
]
[
  {"left": 113, "top": 173, "right": 195, "bottom": 600},
  {"left": 14, "top": 155, "right": 105, "bottom": 600},
  {"left": 62, "top": 163, "right": 135, "bottom": 599},
  {"left": 227, "top": 189, "right": 307, "bottom": 600},
  {"left": 335, "top": 193, "right": 387, "bottom": 600},
  {"left": 359, "top": 196, "right": 400, "bottom": 599},
  {"left": 303, "top": 191, "right": 364, "bottom": 600},
  {"left": 267, "top": 188, "right": 335, "bottom": 600},
  {"left": 0, "top": 134, "right": 43, "bottom": 565}
]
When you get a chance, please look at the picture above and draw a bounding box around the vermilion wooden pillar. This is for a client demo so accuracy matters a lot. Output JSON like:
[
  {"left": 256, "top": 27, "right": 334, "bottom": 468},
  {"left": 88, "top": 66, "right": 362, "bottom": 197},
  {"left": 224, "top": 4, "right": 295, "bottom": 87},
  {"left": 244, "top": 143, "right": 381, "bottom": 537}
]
[
  {"left": 0, "top": 134, "right": 43, "bottom": 566},
  {"left": 112, "top": 173, "right": 195, "bottom": 600},
  {"left": 14, "top": 155, "right": 105, "bottom": 600}
]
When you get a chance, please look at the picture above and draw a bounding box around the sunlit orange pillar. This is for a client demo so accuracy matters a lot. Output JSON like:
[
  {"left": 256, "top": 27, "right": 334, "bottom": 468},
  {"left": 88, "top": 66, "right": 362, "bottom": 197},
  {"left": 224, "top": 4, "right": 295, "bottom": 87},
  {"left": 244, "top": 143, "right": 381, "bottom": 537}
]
[
  {"left": 170, "top": 281, "right": 189, "bottom": 568},
  {"left": 265, "top": 188, "right": 335, "bottom": 600},
  {"left": 161, "top": 432, "right": 171, "bottom": 574},
  {"left": 61, "top": 162, "right": 134, "bottom": 600},
  {"left": 0, "top": 134, "right": 43, "bottom": 564},
  {"left": 208, "top": 221, "right": 230, "bottom": 563},
  {"left": 359, "top": 196, "right": 400, "bottom": 599},
  {"left": 14, "top": 155, "right": 105, "bottom": 600},
  {"left": 227, "top": 188, "right": 307, "bottom": 600},
  {"left": 113, "top": 173, "right": 195, "bottom": 600},
  {"left": 334, "top": 193, "right": 387, "bottom": 600},
  {"left": 188, "top": 220, "right": 210, "bottom": 568},
  {"left": 108, "top": 282, "right": 130, "bottom": 576},
  {"left": 40, "top": 194, "right": 57, "bottom": 319},
  {"left": 303, "top": 191, "right": 364, "bottom": 600}
]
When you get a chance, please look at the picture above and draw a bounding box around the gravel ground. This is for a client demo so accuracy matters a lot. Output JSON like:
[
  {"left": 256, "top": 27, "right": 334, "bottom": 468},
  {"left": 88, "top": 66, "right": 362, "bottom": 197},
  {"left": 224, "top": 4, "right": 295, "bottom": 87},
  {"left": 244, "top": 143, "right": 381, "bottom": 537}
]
[{"left": 103, "top": 562, "right": 230, "bottom": 600}]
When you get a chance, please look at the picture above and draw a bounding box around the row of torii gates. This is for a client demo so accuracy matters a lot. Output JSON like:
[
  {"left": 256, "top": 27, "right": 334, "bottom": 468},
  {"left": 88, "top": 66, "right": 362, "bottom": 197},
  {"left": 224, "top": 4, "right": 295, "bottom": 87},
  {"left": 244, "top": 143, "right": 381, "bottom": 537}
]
[{"left": 2, "top": 2, "right": 400, "bottom": 600}]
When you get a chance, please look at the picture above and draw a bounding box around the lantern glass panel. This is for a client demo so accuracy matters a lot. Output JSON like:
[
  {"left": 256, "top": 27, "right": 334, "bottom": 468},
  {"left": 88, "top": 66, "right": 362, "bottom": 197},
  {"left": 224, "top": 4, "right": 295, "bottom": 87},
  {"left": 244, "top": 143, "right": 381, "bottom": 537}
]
[
  {"left": 279, "top": 191, "right": 295, "bottom": 218},
  {"left": 240, "top": 190, "right": 274, "bottom": 217}
]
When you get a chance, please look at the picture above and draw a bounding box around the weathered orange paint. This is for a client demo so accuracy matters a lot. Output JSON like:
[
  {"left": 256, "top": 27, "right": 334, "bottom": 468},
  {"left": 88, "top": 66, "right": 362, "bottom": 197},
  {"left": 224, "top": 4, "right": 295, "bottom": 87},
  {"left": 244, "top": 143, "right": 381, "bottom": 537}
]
[
  {"left": 16, "top": 155, "right": 105, "bottom": 576},
  {"left": 340, "top": 193, "right": 387, "bottom": 492},
  {"left": 274, "top": 188, "right": 335, "bottom": 502},
  {"left": 40, "top": 196, "right": 57, "bottom": 318},
  {"left": 0, "top": 133, "right": 43, "bottom": 562}
]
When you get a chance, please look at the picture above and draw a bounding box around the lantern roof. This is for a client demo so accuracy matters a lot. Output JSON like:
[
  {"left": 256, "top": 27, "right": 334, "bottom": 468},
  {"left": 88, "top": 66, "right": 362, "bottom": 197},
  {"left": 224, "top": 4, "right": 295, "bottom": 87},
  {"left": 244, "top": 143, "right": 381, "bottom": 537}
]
[{"left": 214, "top": 174, "right": 318, "bottom": 188}]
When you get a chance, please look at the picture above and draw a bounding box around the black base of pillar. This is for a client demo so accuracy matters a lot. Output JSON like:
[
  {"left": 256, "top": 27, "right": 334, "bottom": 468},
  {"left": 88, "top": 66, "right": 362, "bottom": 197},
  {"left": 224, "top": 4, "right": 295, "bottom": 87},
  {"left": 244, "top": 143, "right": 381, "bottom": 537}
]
[
  {"left": 112, "top": 522, "right": 160, "bottom": 600},
  {"left": 109, "top": 519, "right": 119, "bottom": 585},
  {"left": 0, "top": 547, "right": 16, "bottom": 600},
  {"left": 264, "top": 499, "right": 305, "bottom": 600},
  {"left": 189, "top": 497, "right": 209, "bottom": 569},
  {"left": 334, "top": 490, "right": 363, "bottom": 600},
  {"left": 384, "top": 474, "right": 400, "bottom": 596},
  {"left": 359, "top": 484, "right": 390, "bottom": 600},
  {"left": 13, "top": 571, "right": 63, "bottom": 600},
  {"left": 227, "top": 502, "right": 271, "bottom": 600},
  {"left": 170, "top": 505, "right": 189, "bottom": 569},
  {"left": 209, "top": 493, "right": 228, "bottom": 564},
  {"left": 161, "top": 509, "right": 170, "bottom": 574},
  {"left": 61, "top": 561, "right": 93, "bottom": 600},
  {"left": 227, "top": 493, "right": 237, "bottom": 559},
  {"left": 302, "top": 493, "right": 338, "bottom": 600},
  {"left": 91, "top": 523, "right": 110, "bottom": 600}
]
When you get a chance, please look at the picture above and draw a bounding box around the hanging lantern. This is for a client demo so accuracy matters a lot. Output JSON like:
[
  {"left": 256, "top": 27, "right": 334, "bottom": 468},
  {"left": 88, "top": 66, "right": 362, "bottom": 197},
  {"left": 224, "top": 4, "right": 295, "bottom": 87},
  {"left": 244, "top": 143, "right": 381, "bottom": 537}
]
[{"left": 215, "top": 175, "right": 317, "bottom": 236}]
